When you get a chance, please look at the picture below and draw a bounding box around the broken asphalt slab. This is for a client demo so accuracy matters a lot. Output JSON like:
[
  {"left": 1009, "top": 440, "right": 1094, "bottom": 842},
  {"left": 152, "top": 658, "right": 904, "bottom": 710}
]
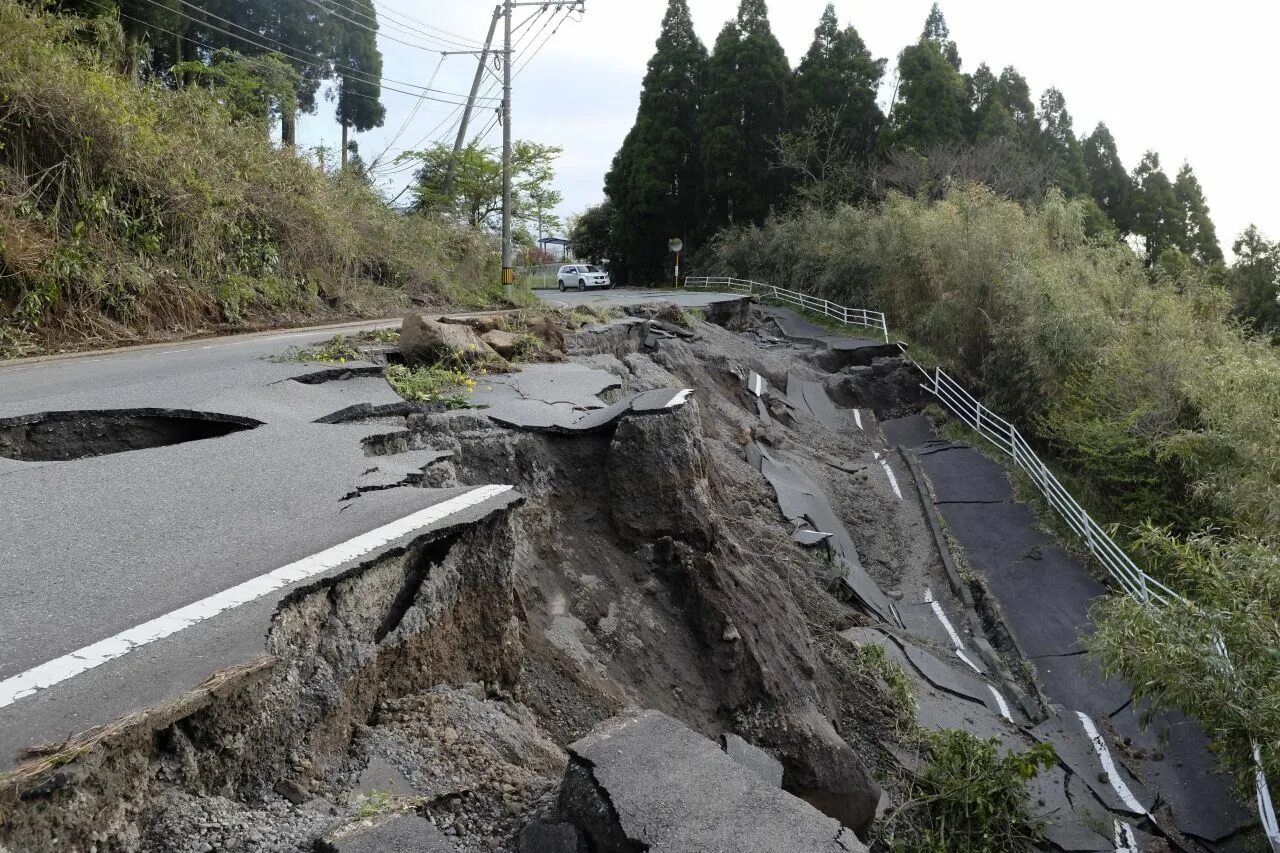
[
  {"left": 785, "top": 371, "right": 840, "bottom": 430},
  {"left": 747, "top": 442, "right": 898, "bottom": 624},
  {"left": 485, "top": 387, "right": 693, "bottom": 434},
  {"left": 915, "top": 442, "right": 1014, "bottom": 503},
  {"left": 557, "top": 710, "right": 867, "bottom": 852},
  {"left": 878, "top": 414, "right": 936, "bottom": 449},
  {"left": 1033, "top": 711, "right": 1153, "bottom": 817},
  {"left": 1107, "top": 703, "right": 1254, "bottom": 842}
]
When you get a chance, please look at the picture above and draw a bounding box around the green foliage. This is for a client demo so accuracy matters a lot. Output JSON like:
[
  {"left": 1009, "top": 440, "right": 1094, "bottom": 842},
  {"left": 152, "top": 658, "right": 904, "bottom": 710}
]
[
  {"left": 0, "top": 1, "right": 495, "bottom": 355},
  {"left": 881, "top": 730, "right": 1056, "bottom": 853},
  {"left": 1034, "top": 87, "right": 1089, "bottom": 197},
  {"left": 603, "top": 0, "right": 705, "bottom": 282},
  {"left": 700, "top": 0, "right": 791, "bottom": 229},
  {"left": 1173, "top": 163, "right": 1223, "bottom": 265},
  {"left": 406, "top": 140, "right": 562, "bottom": 232},
  {"left": 568, "top": 201, "right": 615, "bottom": 265},
  {"left": 332, "top": 0, "right": 385, "bottom": 137},
  {"left": 846, "top": 642, "right": 917, "bottom": 736},
  {"left": 1082, "top": 122, "right": 1133, "bottom": 234},
  {"left": 175, "top": 49, "right": 299, "bottom": 128},
  {"left": 279, "top": 333, "right": 363, "bottom": 363},
  {"left": 792, "top": 4, "right": 884, "bottom": 166},
  {"left": 1090, "top": 527, "right": 1280, "bottom": 783},
  {"left": 385, "top": 362, "right": 477, "bottom": 408},
  {"left": 887, "top": 37, "right": 970, "bottom": 152},
  {"left": 1228, "top": 225, "right": 1280, "bottom": 339}
]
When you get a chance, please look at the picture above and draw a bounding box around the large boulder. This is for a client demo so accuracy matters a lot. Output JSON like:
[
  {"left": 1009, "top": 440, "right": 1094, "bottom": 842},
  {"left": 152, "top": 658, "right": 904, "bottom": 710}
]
[
  {"left": 401, "top": 314, "right": 501, "bottom": 367},
  {"left": 481, "top": 329, "right": 524, "bottom": 360},
  {"left": 555, "top": 711, "right": 867, "bottom": 853}
]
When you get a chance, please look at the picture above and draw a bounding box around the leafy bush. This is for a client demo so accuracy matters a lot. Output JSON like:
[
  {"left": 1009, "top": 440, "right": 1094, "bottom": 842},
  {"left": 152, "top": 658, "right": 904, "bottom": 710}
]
[
  {"left": 880, "top": 730, "right": 1056, "bottom": 853},
  {"left": 0, "top": 1, "right": 498, "bottom": 356}
]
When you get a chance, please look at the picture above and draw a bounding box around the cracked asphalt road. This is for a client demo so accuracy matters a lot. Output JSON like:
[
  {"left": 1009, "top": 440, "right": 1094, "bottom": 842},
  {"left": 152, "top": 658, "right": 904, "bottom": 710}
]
[{"left": 0, "top": 295, "right": 743, "bottom": 770}]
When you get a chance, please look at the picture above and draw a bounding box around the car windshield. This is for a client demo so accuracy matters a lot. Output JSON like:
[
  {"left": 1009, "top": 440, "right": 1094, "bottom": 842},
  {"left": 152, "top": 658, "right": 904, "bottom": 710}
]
[{"left": 585, "top": 265, "right": 602, "bottom": 273}]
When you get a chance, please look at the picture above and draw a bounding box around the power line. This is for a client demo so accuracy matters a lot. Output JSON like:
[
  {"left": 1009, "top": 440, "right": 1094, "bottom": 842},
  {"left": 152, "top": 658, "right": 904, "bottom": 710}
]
[
  {"left": 513, "top": 6, "right": 572, "bottom": 79},
  {"left": 325, "top": 0, "right": 482, "bottom": 52},
  {"left": 370, "top": 53, "right": 446, "bottom": 168},
  {"left": 369, "top": 0, "right": 485, "bottom": 49},
  {"left": 296, "top": 0, "right": 474, "bottom": 56},
  {"left": 130, "top": 0, "right": 496, "bottom": 105}
]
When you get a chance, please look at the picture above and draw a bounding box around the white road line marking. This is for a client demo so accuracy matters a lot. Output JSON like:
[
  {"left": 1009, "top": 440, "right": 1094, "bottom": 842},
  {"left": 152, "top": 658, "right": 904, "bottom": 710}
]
[
  {"left": 924, "top": 587, "right": 965, "bottom": 649},
  {"left": 1113, "top": 819, "right": 1138, "bottom": 852},
  {"left": 853, "top": 409, "right": 863, "bottom": 431},
  {"left": 0, "top": 485, "right": 514, "bottom": 709},
  {"left": 664, "top": 388, "right": 694, "bottom": 408},
  {"left": 955, "top": 648, "right": 982, "bottom": 674},
  {"left": 873, "top": 451, "right": 902, "bottom": 500},
  {"left": 986, "top": 685, "right": 1013, "bottom": 721},
  {"left": 1077, "top": 712, "right": 1145, "bottom": 814}
]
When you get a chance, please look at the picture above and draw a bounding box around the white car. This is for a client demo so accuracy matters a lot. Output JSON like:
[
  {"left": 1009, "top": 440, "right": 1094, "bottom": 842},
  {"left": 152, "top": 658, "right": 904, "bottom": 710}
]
[{"left": 557, "top": 264, "right": 611, "bottom": 291}]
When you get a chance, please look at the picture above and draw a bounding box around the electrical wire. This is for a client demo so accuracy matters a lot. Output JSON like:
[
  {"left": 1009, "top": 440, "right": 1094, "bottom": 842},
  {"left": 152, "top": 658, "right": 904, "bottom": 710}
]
[
  {"left": 131, "top": 0, "right": 496, "bottom": 104},
  {"left": 368, "top": 0, "right": 486, "bottom": 48},
  {"left": 324, "top": 0, "right": 482, "bottom": 52},
  {"left": 296, "top": 0, "right": 474, "bottom": 56},
  {"left": 369, "top": 53, "right": 446, "bottom": 168}
]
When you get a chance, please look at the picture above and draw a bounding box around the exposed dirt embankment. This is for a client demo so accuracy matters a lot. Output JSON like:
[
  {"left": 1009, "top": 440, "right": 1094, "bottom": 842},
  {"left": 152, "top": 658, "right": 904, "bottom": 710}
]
[{"left": 1, "top": 303, "right": 916, "bottom": 852}]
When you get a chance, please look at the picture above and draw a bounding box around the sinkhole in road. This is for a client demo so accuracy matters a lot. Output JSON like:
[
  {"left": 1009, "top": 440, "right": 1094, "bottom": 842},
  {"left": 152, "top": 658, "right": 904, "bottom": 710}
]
[{"left": 0, "top": 408, "right": 263, "bottom": 461}]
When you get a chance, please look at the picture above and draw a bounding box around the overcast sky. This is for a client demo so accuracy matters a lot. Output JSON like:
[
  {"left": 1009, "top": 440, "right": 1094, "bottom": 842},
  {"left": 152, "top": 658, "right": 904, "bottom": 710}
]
[{"left": 298, "top": 0, "right": 1278, "bottom": 254}]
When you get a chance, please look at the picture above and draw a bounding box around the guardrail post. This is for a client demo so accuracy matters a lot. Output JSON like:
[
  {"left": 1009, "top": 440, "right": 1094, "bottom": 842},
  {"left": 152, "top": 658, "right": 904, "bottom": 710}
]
[{"left": 975, "top": 401, "right": 984, "bottom": 436}]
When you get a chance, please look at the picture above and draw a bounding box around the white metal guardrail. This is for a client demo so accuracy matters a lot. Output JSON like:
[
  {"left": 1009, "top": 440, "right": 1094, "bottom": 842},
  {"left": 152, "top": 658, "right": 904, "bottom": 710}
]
[
  {"left": 907, "top": 352, "right": 1280, "bottom": 850},
  {"left": 684, "top": 275, "right": 889, "bottom": 343},
  {"left": 693, "top": 274, "right": 1279, "bottom": 847}
]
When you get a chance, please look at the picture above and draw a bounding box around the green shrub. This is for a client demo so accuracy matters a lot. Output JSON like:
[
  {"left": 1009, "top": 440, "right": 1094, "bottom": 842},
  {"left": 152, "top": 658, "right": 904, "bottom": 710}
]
[
  {"left": 880, "top": 730, "right": 1056, "bottom": 853},
  {"left": 0, "top": 0, "right": 498, "bottom": 354}
]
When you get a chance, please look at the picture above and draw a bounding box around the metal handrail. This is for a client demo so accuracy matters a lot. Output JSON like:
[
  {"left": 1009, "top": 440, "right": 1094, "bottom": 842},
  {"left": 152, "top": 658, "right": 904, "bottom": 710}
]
[
  {"left": 688, "top": 275, "right": 1279, "bottom": 844},
  {"left": 683, "top": 276, "right": 889, "bottom": 343},
  {"left": 898, "top": 346, "right": 1279, "bottom": 848}
]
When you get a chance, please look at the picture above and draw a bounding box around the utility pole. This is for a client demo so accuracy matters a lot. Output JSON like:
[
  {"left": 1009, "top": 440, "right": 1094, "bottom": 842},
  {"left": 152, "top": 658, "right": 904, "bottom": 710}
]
[
  {"left": 499, "top": 0, "right": 585, "bottom": 297},
  {"left": 442, "top": 6, "right": 501, "bottom": 199},
  {"left": 501, "top": 0, "right": 514, "bottom": 298}
]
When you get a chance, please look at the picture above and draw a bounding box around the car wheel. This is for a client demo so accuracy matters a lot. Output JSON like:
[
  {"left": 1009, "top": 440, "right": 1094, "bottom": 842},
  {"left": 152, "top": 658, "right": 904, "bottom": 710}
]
[
  {"left": 578, "top": 279, "right": 587, "bottom": 291},
  {"left": 558, "top": 280, "right": 565, "bottom": 292}
]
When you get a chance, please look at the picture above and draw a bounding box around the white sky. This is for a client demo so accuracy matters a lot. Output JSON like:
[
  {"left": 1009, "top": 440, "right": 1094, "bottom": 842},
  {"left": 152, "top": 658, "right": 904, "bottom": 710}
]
[{"left": 298, "top": 0, "right": 1278, "bottom": 253}]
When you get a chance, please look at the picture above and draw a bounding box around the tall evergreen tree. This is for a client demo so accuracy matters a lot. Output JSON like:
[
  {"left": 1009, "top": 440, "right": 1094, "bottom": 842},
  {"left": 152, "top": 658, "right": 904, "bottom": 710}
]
[
  {"left": 887, "top": 41, "right": 968, "bottom": 152},
  {"left": 1228, "top": 225, "right": 1280, "bottom": 339},
  {"left": 921, "top": 2, "right": 961, "bottom": 69},
  {"left": 331, "top": 0, "right": 384, "bottom": 168},
  {"left": 1082, "top": 122, "right": 1133, "bottom": 234},
  {"left": 1035, "top": 87, "right": 1089, "bottom": 196},
  {"left": 968, "top": 65, "right": 1036, "bottom": 152},
  {"left": 1131, "top": 151, "right": 1181, "bottom": 263},
  {"left": 603, "top": 0, "right": 707, "bottom": 282},
  {"left": 700, "top": 0, "right": 792, "bottom": 228},
  {"left": 1172, "top": 163, "right": 1223, "bottom": 265},
  {"left": 792, "top": 4, "right": 885, "bottom": 162}
]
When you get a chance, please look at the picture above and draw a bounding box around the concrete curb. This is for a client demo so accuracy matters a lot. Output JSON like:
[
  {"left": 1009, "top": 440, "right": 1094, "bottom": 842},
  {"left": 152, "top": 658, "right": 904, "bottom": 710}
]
[{"left": 898, "top": 445, "right": 1041, "bottom": 722}]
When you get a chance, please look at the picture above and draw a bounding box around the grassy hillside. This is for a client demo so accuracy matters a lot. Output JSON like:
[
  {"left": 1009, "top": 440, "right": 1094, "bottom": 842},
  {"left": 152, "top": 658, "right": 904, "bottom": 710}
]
[
  {"left": 0, "top": 1, "right": 504, "bottom": 359},
  {"left": 711, "top": 186, "right": 1280, "bottom": 784}
]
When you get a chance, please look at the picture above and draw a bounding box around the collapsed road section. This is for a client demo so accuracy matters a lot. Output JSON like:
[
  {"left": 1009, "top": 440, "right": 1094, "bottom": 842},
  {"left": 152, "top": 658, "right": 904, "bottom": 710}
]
[{"left": 0, "top": 295, "right": 1259, "bottom": 851}]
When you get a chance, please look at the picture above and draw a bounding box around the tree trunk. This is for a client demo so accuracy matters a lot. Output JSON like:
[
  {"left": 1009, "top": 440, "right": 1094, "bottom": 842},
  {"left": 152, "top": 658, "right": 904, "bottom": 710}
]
[
  {"left": 281, "top": 101, "right": 297, "bottom": 148},
  {"left": 173, "top": 31, "right": 183, "bottom": 87},
  {"left": 341, "top": 121, "right": 349, "bottom": 169}
]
